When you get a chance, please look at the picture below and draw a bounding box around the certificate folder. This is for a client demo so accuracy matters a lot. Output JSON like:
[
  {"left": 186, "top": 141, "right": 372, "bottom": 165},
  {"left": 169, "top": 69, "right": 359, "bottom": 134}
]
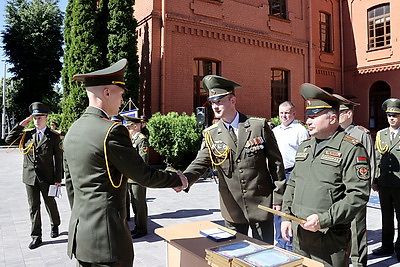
[
  {"left": 200, "top": 228, "right": 236, "bottom": 242},
  {"left": 232, "top": 247, "right": 303, "bottom": 267}
]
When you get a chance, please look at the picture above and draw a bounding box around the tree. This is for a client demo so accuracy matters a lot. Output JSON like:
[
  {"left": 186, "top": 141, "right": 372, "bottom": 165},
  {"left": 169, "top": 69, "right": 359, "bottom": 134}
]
[
  {"left": 2, "top": 0, "right": 63, "bottom": 121},
  {"left": 147, "top": 112, "right": 203, "bottom": 168},
  {"left": 62, "top": 0, "right": 139, "bottom": 129}
]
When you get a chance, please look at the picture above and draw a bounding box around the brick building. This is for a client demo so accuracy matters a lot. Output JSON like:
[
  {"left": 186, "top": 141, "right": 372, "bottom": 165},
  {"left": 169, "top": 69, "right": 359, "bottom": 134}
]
[{"left": 133, "top": 0, "right": 399, "bottom": 131}]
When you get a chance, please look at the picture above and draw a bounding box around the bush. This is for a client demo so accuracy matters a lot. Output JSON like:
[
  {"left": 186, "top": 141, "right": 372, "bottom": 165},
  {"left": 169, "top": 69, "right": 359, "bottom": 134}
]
[{"left": 147, "top": 112, "right": 203, "bottom": 168}]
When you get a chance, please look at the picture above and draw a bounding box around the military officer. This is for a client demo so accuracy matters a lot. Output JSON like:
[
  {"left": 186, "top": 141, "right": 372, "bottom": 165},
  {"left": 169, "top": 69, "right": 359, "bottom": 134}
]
[
  {"left": 6, "top": 102, "right": 62, "bottom": 249},
  {"left": 63, "top": 58, "right": 188, "bottom": 267},
  {"left": 335, "top": 94, "right": 375, "bottom": 267},
  {"left": 281, "top": 84, "right": 370, "bottom": 266},
  {"left": 182, "top": 75, "right": 286, "bottom": 244},
  {"left": 372, "top": 98, "right": 400, "bottom": 261},
  {"left": 124, "top": 115, "right": 150, "bottom": 239}
]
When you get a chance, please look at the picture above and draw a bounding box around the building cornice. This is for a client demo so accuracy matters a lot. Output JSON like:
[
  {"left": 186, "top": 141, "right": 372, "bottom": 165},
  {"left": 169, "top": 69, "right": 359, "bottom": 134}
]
[
  {"left": 165, "top": 13, "right": 308, "bottom": 55},
  {"left": 355, "top": 62, "right": 400, "bottom": 75}
]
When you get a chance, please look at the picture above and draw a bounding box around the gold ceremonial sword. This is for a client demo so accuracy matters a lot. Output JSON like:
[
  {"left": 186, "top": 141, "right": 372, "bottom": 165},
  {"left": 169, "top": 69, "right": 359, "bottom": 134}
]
[{"left": 258, "top": 204, "right": 306, "bottom": 224}]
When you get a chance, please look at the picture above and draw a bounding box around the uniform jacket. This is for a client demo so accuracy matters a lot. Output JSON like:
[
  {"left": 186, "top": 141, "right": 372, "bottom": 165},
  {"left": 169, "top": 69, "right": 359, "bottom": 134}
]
[
  {"left": 6, "top": 125, "right": 63, "bottom": 185},
  {"left": 344, "top": 124, "right": 376, "bottom": 180},
  {"left": 184, "top": 112, "right": 286, "bottom": 223},
  {"left": 282, "top": 129, "right": 371, "bottom": 230},
  {"left": 128, "top": 132, "right": 149, "bottom": 184},
  {"left": 63, "top": 107, "right": 182, "bottom": 263},
  {"left": 375, "top": 127, "right": 400, "bottom": 187}
]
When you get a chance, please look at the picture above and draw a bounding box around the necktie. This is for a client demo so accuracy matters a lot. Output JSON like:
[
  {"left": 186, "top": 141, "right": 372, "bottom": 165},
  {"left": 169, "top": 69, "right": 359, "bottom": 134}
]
[
  {"left": 391, "top": 132, "right": 396, "bottom": 142},
  {"left": 229, "top": 126, "right": 237, "bottom": 144}
]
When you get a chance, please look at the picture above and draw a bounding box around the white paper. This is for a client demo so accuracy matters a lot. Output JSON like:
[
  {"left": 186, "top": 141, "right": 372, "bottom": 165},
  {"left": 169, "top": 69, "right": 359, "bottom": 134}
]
[{"left": 48, "top": 185, "right": 62, "bottom": 198}]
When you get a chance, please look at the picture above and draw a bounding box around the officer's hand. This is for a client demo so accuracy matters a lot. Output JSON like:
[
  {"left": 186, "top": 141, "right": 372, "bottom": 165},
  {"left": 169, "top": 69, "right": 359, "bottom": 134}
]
[
  {"left": 272, "top": 205, "right": 282, "bottom": 211},
  {"left": 172, "top": 171, "right": 188, "bottom": 193},
  {"left": 301, "top": 214, "right": 321, "bottom": 232},
  {"left": 281, "top": 221, "right": 292, "bottom": 242},
  {"left": 20, "top": 116, "right": 32, "bottom": 127},
  {"left": 371, "top": 183, "right": 379, "bottom": 192}
]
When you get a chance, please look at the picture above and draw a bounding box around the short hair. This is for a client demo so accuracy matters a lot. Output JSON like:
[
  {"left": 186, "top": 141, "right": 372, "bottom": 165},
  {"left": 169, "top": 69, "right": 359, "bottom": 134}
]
[
  {"left": 51, "top": 121, "right": 59, "bottom": 127},
  {"left": 279, "top": 101, "right": 295, "bottom": 110}
]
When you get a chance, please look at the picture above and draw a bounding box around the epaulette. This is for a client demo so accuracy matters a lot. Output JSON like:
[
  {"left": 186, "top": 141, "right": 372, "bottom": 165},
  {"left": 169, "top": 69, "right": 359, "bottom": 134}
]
[
  {"left": 357, "top": 125, "right": 370, "bottom": 134},
  {"left": 248, "top": 116, "right": 265, "bottom": 121},
  {"left": 23, "top": 128, "right": 35, "bottom": 132},
  {"left": 204, "top": 123, "right": 218, "bottom": 132},
  {"left": 343, "top": 134, "right": 360, "bottom": 145}
]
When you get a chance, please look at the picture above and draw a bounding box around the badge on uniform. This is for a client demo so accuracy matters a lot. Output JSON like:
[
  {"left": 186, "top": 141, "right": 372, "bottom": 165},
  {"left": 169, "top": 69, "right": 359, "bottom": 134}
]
[
  {"left": 355, "top": 156, "right": 370, "bottom": 180},
  {"left": 245, "top": 137, "right": 264, "bottom": 153},
  {"left": 321, "top": 151, "right": 342, "bottom": 164}
]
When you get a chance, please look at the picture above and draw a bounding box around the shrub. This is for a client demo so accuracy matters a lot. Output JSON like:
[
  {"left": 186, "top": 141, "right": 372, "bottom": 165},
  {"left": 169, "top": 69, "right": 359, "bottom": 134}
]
[{"left": 147, "top": 112, "right": 203, "bottom": 168}]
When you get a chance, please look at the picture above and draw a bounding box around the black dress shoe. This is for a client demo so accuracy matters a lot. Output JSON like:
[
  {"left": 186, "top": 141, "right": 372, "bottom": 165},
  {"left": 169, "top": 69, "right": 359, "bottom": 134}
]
[
  {"left": 51, "top": 226, "right": 59, "bottom": 238},
  {"left": 132, "top": 231, "right": 147, "bottom": 239},
  {"left": 372, "top": 246, "right": 394, "bottom": 256},
  {"left": 395, "top": 250, "right": 400, "bottom": 261},
  {"left": 130, "top": 228, "right": 137, "bottom": 235},
  {"left": 28, "top": 237, "right": 42, "bottom": 249}
]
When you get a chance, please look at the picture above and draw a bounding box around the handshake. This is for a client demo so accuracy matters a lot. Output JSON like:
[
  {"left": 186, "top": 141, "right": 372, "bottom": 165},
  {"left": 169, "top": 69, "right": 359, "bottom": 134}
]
[{"left": 173, "top": 171, "right": 189, "bottom": 193}]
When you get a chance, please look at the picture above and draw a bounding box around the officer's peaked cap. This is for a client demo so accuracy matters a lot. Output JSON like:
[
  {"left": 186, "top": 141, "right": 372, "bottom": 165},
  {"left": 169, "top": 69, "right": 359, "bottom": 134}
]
[
  {"left": 73, "top": 58, "right": 127, "bottom": 88},
  {"left": 332, "top": 94, "right": 360, "bottom": 111},
  {"left": 29, "top": 102, "right": 49, "bottom": 116},
  {"left": 382, "top": 98, "right": 400, "bottom": 115},
  {"left": 301, "top": 83, "right": 343, "bottom": 115},
  {"left": 202, "top": 75, "right": 242, "bottom": 101}
]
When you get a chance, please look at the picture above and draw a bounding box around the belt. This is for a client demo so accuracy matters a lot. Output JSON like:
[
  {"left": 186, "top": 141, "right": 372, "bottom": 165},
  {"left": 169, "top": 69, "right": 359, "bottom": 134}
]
[{"left": 285, "top": 167, "right": 294, "bottom": 173}]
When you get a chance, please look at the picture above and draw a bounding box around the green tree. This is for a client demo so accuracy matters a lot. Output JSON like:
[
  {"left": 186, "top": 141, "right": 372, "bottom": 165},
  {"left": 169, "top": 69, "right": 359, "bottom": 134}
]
[
  {"left": 62, "top": 0, "right": 139, "bottom": 129},
  {"left": 147, "top": 112, "right": 203, "bottom": 168},
  {"left": 2, "top": 0, "right": 64, "bottom": 121}
]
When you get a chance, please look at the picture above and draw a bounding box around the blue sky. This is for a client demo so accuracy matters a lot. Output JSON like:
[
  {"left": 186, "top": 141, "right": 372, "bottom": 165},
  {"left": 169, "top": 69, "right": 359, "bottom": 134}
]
[{"left": 0, "top": 0, "right": 68, "bottom": 81}]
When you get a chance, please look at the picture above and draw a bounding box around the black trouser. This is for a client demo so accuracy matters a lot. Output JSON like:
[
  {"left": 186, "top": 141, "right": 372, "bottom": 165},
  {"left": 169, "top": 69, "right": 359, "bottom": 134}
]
[{"left": 26, "top": 179, "right": 60, "bottom": 238}]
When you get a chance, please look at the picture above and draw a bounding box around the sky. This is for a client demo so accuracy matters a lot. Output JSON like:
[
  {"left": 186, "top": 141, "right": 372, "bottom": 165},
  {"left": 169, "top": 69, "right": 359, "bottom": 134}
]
[{"left": 0, "top": 0, "right": 68, "bottom": 82}]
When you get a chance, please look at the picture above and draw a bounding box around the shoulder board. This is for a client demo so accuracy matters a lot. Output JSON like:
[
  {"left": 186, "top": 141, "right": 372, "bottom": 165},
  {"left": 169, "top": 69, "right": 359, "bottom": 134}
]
[
  {"left": 356, "top": 125, "right": 370, "bottom": 134},
  {"left": 102, "top": 117, "right": 114, "bottom": 122},
  {"left": 303, "top": 137, "right": 312, "bottom": 142},
  {"left": 204, "top": 123, "right": 218, "bottom": 132},
  {"left": 23, "top": 128, "right": 35, "bottom": 132},
  {"left": 343, "top": 134, "right": 360, "bottom": 145},
  {"left": 248, "top": 117, "right": 265, "bottom": 121},
  {"left": 49, "top": 129, "right": 59, "bottom": 134}
]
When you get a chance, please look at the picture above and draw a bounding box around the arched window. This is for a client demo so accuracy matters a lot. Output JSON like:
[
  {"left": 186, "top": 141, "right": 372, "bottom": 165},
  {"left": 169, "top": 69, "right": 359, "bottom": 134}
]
[
  {"left": 369, "top": 81, "right": 391, "bottom": 130},
  {"left": 368, "top": 4, "right": 390, "bottom": 50}
]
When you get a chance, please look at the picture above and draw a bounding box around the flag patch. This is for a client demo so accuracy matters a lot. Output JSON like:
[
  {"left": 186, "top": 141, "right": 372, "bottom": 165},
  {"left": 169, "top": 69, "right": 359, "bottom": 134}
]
[{"left": 356, "top": 157, "right": 367, "bottom": 164}]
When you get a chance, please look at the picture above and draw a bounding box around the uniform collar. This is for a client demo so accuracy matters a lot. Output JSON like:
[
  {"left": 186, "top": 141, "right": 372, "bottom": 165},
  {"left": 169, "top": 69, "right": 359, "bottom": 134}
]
[{"left": 222, "top": 112, "right": 239, "bottom": 130}]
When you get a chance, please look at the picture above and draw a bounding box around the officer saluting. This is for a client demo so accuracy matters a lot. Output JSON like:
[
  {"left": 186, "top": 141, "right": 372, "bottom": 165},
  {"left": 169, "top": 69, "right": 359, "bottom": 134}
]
[
  {"left": 183, "top": 75, "right": 286, "bottom": 244},
  {"left": 281, "top": 84, "right": 370, "bottom": 266},
  {"left": 373, "top": 98, "right": 400, "bottom": 261},
  {"left": 63, "top": 59, "right": 187, "bottom": 267},
  {"left": 6, "top": 102, "right": 62, "bottom": 249}
]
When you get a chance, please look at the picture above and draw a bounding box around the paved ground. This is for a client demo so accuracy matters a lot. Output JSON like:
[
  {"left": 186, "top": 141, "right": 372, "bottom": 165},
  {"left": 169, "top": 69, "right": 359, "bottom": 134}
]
[{"left": 0, "top": 148, "right": 399, "bottom": 266}]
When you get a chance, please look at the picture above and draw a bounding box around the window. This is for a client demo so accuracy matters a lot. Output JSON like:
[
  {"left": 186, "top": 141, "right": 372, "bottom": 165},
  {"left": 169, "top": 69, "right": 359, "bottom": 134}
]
[
  {"left": 269, "top": 0, "right": 287, "bottom": 19},
  {"left": 320, "top": 12, "right": 331, "bottom": 53},
  {"left": 193, "top": 59, "right": 221, "bottom": 108},
  {"left": 369, "top": 81, "right": 390, "bottom": 130},
  {"left": 271, "top": 69, "right": 289, "bottom": 118},
  {"left": 368, "top": 4, "right": 390, "bottom": 50}
]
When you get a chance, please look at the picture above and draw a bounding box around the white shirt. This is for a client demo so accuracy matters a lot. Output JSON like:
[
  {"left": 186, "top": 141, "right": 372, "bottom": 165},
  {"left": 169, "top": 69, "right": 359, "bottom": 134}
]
[
  {"left": 272, "top": 120, "right": 309, "bottom": 169},
  {"left": 222, "top": 112, "right": 239, "bottom": 136},
  {"left": 36, "top": 126, "right": 47, "bottom": 141}
]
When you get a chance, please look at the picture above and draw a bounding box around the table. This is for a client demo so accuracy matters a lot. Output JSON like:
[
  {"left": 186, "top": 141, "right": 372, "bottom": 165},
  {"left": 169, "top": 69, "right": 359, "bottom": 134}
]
[{"left": 155, "top": 220, "right": 323, "bottom": 267}]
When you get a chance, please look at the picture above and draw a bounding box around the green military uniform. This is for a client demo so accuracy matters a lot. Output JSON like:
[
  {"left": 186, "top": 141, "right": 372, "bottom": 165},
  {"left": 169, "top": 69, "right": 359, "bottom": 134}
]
[
  {"left": 336, "top": 95, "right": 376, "bottom": 267},
  {"left": 373, "top": 98, "right": 400, "bottom": 258},
  {"left": 127, "top": 118, "right": 150, "bottom": 237},
  {"left": 184, "top": 75, "right": 286, "bottom": 244},
  {"left": 64, "top": 59, "right": 183, "bottom": 266},
  {"left": 282, "top": 84, "right": 370, "bottom": 266},
  {"left": 5, "top": 102, "right": 62, "bottom": 243}
]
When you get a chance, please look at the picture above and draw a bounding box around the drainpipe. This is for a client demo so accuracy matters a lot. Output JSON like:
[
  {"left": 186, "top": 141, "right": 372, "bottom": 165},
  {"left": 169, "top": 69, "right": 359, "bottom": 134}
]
[
  {"left": 307, "top": 0, "right": 313, "bottom": 83},
  {"left": 160, "top": 0, "right": 166, "bottom": 112},
  {"left": 339, "top": 0, "right": 344, "bottom": 94}
]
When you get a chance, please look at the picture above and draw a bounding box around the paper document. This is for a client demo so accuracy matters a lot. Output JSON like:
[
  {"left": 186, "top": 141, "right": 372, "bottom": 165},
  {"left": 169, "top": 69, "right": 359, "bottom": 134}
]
[{"left": 48, "top": 185, "right": 62, "bottom": 198}]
